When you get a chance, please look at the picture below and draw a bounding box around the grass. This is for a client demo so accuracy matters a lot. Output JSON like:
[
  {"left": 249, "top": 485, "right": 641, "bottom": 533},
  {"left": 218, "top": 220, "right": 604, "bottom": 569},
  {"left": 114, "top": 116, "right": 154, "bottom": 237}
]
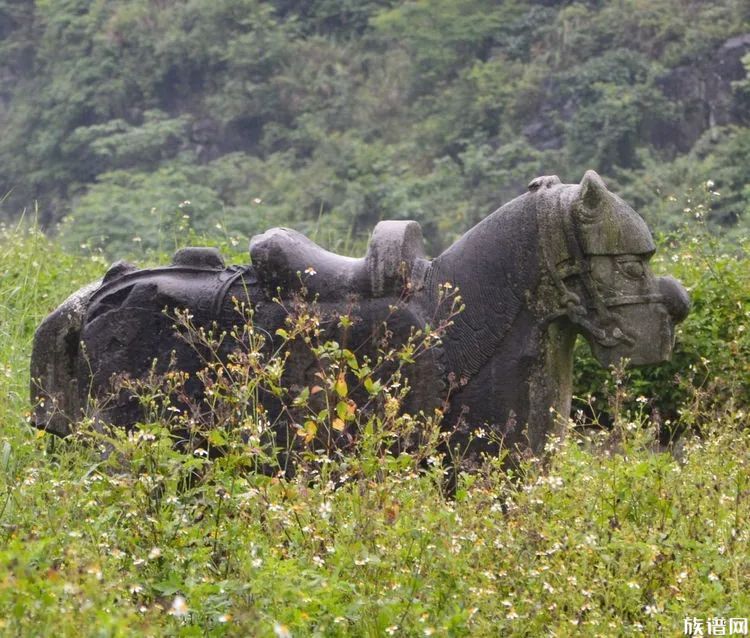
[{"left": 0, "top": 223, "right": 748, "bottom": 637}]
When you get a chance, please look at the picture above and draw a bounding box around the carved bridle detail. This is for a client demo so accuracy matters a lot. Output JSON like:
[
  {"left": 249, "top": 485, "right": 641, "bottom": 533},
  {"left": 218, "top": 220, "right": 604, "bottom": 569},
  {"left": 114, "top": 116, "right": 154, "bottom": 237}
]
[{"left": 534, "top": 180, "right": 666, "bottom": 348}]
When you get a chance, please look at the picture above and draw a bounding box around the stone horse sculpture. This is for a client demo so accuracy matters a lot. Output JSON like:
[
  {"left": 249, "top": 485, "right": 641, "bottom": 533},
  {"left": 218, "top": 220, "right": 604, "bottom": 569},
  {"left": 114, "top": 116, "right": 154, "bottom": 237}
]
[{"left": 31, "top": 171, "right": 689, "bottom": 462}]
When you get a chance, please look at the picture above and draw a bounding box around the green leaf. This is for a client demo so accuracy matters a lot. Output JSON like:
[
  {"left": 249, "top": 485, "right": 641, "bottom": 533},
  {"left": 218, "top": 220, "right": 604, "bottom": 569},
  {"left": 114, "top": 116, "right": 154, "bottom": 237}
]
[
  {"left": 207, "top": 429, "right": 227, "bottom": 446},
  {"left": 342, "top": 349, "right": 359, "bottom": 370},
  {"left": 335, "top": 374, "right": 348, "bottom": 398},
  {"left": 293, "top": 386, "right": 310, "bottom": 406},
  {"left": 364, "top": 377, "right": 382, "bottom": 395}
]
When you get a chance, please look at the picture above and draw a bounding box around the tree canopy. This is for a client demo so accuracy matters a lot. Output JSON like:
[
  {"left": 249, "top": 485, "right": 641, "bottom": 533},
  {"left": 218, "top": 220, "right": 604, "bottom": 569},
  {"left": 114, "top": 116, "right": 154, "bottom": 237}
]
[{"left": 1, "top": 0, "right": 749, "bottom": 256}]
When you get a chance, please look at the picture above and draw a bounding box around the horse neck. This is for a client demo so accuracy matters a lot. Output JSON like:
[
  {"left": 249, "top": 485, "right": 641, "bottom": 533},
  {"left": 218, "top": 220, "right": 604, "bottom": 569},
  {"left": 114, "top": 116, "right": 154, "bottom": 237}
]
[
  {"left": 432, "top": 192, "right": 539, "bottom": 296},
  {"left": 427, "top": 192, "right": 543, "bottom": 377},
  {"left": 423, "top": 186, "right": 581, "bottom": 454}
]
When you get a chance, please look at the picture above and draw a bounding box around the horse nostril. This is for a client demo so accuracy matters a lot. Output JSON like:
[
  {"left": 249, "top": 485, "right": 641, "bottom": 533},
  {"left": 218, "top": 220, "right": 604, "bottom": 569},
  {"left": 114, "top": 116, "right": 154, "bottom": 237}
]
[{"left": 658, "top": 276, "right": 690, "bottom": 323}]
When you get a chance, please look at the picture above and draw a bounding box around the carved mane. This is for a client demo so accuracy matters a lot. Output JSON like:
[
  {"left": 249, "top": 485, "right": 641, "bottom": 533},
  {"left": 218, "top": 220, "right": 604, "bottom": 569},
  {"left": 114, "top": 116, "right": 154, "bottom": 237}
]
[{"left": 427, "top": 191, "right": 541, "bottom": 379}]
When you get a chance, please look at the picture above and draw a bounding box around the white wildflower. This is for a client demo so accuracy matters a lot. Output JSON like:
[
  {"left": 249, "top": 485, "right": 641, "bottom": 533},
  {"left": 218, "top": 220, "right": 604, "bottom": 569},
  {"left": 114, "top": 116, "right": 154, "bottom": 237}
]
[{"left": 169, "top": 595, "right": 188, "bottom": 618}]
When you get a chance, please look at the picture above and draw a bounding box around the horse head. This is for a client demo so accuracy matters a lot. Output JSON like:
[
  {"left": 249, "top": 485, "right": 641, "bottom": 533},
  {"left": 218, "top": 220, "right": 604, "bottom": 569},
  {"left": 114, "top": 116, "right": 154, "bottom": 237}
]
[{"left": 534, "top": 170, "right": 690, "bottom": 368}]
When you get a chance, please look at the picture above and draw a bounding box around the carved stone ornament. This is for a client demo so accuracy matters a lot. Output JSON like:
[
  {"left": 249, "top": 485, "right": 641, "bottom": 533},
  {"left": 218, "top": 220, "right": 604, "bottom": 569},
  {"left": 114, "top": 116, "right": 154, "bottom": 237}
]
[{"left": 31, "top": 171, "right": 689, "bottom": 461}]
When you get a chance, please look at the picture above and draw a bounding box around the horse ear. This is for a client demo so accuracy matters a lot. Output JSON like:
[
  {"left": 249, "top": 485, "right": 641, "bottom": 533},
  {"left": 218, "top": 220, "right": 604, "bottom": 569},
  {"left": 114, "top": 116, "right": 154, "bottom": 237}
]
[{"left": 579, "top": 170, "right": 608, "bottom": 209}]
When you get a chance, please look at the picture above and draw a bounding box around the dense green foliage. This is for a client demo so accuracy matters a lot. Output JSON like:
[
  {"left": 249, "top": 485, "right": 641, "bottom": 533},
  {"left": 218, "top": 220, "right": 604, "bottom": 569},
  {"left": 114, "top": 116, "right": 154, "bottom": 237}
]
[
  {"left": 1, "top": 224, "right": 749, "bottom": 636},
  {"left": 1, "top": 0, "right": 750, "bottom": 256}
]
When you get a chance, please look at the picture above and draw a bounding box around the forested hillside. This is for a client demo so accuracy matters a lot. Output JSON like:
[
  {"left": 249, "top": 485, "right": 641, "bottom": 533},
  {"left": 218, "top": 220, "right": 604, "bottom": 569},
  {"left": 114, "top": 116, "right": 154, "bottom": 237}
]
[{"left": 1, "top": 0, "right": 749, "bottom": 256}]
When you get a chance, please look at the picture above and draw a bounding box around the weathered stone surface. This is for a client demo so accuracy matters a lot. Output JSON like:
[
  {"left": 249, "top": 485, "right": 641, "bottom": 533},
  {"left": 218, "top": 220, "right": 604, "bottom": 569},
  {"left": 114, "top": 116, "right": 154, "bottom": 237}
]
[
  {"left": 655, "top": 32, "right": 750, "bottom": 152},
  {"left": 522, "top": 34, "right": 750, "bottom": 156},
  {"left": 249, "top": 219, "right": 426, "bottom": 299},
  {"left": 30, "top": 279, "right": 102, "bottom": 437},
  {"left": 31, "top": 171, "right": 689, "bottom": 462}
]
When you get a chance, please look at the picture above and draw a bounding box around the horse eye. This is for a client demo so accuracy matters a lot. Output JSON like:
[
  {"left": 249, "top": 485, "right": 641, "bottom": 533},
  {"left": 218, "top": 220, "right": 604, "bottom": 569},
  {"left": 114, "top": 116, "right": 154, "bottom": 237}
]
[{"left": 620, "top": 261, "right": 645, "bottom": 278}]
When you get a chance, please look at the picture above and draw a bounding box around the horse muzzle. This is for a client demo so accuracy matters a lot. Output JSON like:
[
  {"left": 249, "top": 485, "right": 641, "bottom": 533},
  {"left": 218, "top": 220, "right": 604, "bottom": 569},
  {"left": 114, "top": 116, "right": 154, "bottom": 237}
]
[
  {"left": 656, "top": 276, "right": 690, "bottom": 323},
  {"left": 589, "top": 276, "right": 690, "bottom": 367}
]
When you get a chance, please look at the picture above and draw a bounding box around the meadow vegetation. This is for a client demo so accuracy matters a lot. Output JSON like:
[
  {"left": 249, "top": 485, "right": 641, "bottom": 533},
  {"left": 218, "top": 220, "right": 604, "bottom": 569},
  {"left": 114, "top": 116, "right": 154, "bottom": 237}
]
[{"left": 0, "top": 214, "right": 747, "bottom": 637}]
